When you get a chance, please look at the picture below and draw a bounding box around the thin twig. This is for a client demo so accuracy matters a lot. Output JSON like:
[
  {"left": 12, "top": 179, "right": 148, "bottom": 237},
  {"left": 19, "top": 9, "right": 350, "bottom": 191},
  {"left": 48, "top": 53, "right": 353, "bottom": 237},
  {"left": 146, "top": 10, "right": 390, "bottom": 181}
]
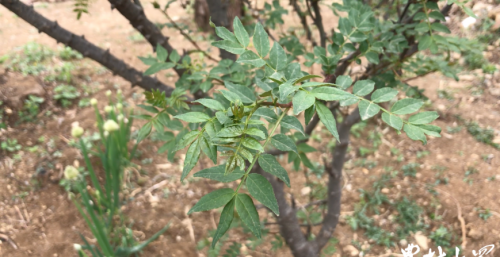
[
  {"left": 0, "top": 232, "right": 18, "bottom": 250},
  {"left": 290, "top": 0, "right": 316, "bottom": 46},
  {"left": 243, "top": 0, "right": 277, "bottom": 41},
  {"left": 160, "top": 7, "right": 219, "bottom": 62}
]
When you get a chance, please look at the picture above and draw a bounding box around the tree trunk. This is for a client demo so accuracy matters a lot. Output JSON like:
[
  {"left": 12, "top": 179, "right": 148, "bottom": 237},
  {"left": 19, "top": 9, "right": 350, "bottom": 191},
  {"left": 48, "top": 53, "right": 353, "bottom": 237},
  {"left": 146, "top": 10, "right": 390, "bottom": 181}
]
[{"left": 203, "top": 0, "right": 244, "bottom": 60}]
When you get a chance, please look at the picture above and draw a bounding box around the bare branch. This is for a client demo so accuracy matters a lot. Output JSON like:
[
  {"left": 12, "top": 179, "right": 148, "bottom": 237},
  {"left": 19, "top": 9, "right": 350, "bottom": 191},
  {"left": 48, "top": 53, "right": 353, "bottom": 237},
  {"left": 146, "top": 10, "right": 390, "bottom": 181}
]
[
  {"left": 290, "top": 0, "right": 316, "bottom": 46},
  {"left": 107, "top": 0, "right": 186, "bottom": 76},
  {"left": 0, "top": 0, "right": 174, "bottom": 95},
  {"left": 159, "top": 7, "right": 219, "bottom": 62},
  {"left": 310, "top": 0, "right": 327, "bottom": 48}
]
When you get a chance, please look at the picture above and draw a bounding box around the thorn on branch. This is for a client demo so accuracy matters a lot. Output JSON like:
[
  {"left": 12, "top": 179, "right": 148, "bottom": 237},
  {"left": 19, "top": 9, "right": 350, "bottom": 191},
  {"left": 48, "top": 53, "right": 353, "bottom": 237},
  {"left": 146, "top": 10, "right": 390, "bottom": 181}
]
[
  {"left": 80, "top": 35, "right": 85, "bottom": 40},
  {"left": 110, "top": 4, "right": 115, "bottom": 10}
]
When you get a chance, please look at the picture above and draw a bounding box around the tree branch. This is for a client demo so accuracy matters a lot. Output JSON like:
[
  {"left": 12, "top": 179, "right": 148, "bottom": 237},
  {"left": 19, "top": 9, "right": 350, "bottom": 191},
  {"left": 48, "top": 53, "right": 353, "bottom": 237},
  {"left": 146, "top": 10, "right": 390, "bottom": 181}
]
[
  {"left": 313, "top": 107, "right": 359, "bottom": 250},
  {"left": 310, "top": 0, "right": 327, "bottom": 48},
  {"left": 107, "top": 0, "right": 186, "bottom": 76},
  {"left": 290, "top": 0, "right": 316, "bottom": 46},
  {"left": 0, "top": 0, "right": 174, "bottom": 96},
  {"left": 254, "top": 165, "right": 318, "bottom": 256},
  {"left": 206, "top": 0, "right": 237, "bottom": 61}
]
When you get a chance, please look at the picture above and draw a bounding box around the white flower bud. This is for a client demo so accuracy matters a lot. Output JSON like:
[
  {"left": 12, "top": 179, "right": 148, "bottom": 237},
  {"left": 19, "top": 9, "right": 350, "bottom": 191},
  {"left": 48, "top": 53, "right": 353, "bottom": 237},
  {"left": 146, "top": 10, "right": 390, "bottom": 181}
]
[
  {"left": 104, "top": 131, "right": 109, "bottom": 137},
  {"left": 116, "top": 103, "right": 123, "bottom": 110},
  {"left": 73, "top": 244, "right": 82, "bottom": 251},
  {"left": 90, "top": 98, "right": 98, "bottom": 106},
  {"left": 105, "top": 90, "right": 112, "bottom": 96},
  {"left": 103, "top": 120, "right": 119, "bottom": 132},
  {"left": 64, "top": 166, "right": 79, "bottom": 180},
  {"left": 71, "top": 126, "right": 84, "bottom": 138},
  {"left": 117, "top": 89, "right": 122, "bottom": 95},
  {"left": 117, "top": 114, "right": 124, "bottom": 122},
  {"left": 104, "top": 105, "right": 113, "bottom": 113}
]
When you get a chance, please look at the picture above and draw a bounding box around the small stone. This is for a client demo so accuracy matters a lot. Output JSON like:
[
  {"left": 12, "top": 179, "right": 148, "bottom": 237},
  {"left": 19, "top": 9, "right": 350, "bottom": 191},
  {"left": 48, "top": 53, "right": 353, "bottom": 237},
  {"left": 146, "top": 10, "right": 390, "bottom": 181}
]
[
  {"left": 437, "top": 104, "right": 446, "bottom": 111},
  {"left": 468, "top": 228, "right": 483, "bottom": 240},
  {"left": 176, "top": 235, "right": 182, "bottom": 242},
  {"left": 415, "top": 173, "right": 422, "bottom": 178},
  {"left": 399, "top": 239, "right": 408, "bottom": 247},
  {"left": 381, "top": 188, "right": 390, "bottom": 194},
  {"left": 414, "top": 231, "right": 429, "bottom": 250},
  {"left": 362, "top": 168, "right": 369, "bottom": 174},
  {"left": 343, "top": 245, "right": 359, "bottom": 257},
  {"left": 301, "top": 187, "right": 311, "bottom": 196}
]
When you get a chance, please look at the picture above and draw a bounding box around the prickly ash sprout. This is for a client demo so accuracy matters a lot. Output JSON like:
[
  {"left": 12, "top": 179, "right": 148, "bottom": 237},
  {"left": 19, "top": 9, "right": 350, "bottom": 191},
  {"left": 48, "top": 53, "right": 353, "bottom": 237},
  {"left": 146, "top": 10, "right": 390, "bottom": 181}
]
[
  {"left": 103, "top": 120, "right": 120, "bottom": 132},
  {"left": 64, "top": 166, "right": 79, "bottom": 180},
  {"left": 71, "top": 126, "right": 84, "bottom": 138}
]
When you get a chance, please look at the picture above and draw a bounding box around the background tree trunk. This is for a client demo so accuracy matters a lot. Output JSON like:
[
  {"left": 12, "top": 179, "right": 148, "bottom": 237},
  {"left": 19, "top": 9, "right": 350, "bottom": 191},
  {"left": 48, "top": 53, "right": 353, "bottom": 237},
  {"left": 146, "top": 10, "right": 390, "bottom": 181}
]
[{"left": 199, "top": 0, "right": 244, "bottom": 60}]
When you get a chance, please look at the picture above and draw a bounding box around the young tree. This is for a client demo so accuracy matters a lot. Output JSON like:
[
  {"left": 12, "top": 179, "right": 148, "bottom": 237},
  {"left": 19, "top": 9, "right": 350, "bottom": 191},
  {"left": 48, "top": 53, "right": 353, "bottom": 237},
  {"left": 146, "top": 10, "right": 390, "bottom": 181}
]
[{"left": 0, "top": 0, "right": 476, "bottom": 256}]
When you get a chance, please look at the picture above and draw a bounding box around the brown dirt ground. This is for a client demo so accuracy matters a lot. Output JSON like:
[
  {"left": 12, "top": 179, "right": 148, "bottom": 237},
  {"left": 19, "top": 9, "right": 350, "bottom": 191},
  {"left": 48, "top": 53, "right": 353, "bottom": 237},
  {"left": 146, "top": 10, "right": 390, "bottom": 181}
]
[{"left": 1, "top": 1, "right": 500, "bottom": 257}]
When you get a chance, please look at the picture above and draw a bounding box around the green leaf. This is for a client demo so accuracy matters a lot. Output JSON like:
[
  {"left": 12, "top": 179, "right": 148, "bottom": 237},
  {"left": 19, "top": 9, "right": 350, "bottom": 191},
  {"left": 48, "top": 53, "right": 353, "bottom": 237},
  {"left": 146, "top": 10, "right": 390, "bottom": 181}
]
[
  {"left": 416, "top": 124, "right": 441, "bottom": 137},
  {"left": 415, "top": 23, "right": 429, "bottom": 33},
  {"left": 235, "top": 193, "right": 261, "bottom": 238},
  {"left": 233, "top": 16, "right": 250, "bottom": 47},
  {"left": 253, "top": 108, "right": 278, "bottom": 123},
  {"left": 246, "top": 174, "right": 279, "bottom": 215},
  {"left": 339, "top": 17, "right": 352, "bottom": 35},
  {"left": 137, "top": 104, "right": 159, "bottom": 113},
  {"left": 144, "top": 62, "right": 176, "bottom": 76},
  {"left": 200, "top": 135, "right": 217, "bottom": 164},
  {"left": 463, "top": 7, "right": 477, "bottom": 18},
  {"left": 181, "top": 138, "right": 201, "bottom": 180},
  {"left": 242, "top": 137, "right": 264, "bottom": 152},
  {"left": 187, "top": 188, "right": 235, "bottom": 214},
  {"left": 365, "top": 51, "right": 379, "bottom": 64},
  {"left": 350, "top": 31, "right": 368, "bottom": 42},
  {"left": 225, "top": 82, "right": 256, "bottom": 104},
  {"left": 353, "top": 80, "right": 375, "bottom": 96},
  {"left": 212, "top": 198, "right": 235, "bottom": 247},
  {"left": 297, "top": 143, "right": 316, "bottom": 153},
  {"left": 215, "top": 27, "right": 238, "bottom": 43},
  {"left": 431, "top": 23, "right": 451, "bottom": 34},
  {"left": 300, "top": 82, "right": 336, "bottom": 88},
  {"left": 258, "top": 154, "right": 290, "bottom": 187},
  {"left": 170, "top": 50, "right": 180, "bottom": 63},
  {"left": 271, "top": 134, "right": 298, "bottom": 154},
  {"left": 174, "top": 112, "right": 211, "bottom": 123},
  {"left": 217, "top": 126, "right": 244, "bottom": 137},
  {"left": 336, "top": 75, "right": 352, "bottom": 90},
  {"left": 418, "top": 35, "right": 433, "bottom": 51},
  {"left": 381, "top": 113, "right": 403, "bottom": 130},
  {"left": 212, "top": 40, "right": 245, "bottom": 55},
  {"left": 429, "top": 11, "right": 445, "bottom": 21},
  {"left": 138, "top": 56, "right": 157, "bottom": 65},
  {"left": 194, "top": 99, "right": 225, "bottom": 111},
  {"left": 358, "top": 100, "right": 380, "bottom": 120},
  {"left": 312, "top": 87, "right": 356, "bottom": 101},
  {"left": 237, "top": 50, "right": 266, "bottom": 67},
  {"left": 253, "top": 22, "right": 270, "bottom": 57},
  {"left": 137, "top": 122, "right": 152, "bottom": 143},
  {"left": 194, "top": 165, "right": 244, "bottom": 182},
  {"left": 304, "top": 104, "right": 315, "bottom": 126},
  {"left": 403, "top": 124, "right": 427, "bottom": 144},
  {"left": 294, "top": 74, "right": 322, "bottom": 84},
  {"left": 245, "top": 127, "right": 266, "bottom": 139},
  {"left": 268, "top": 42, "right": 287, "bottom": 71},
  {"left": 156, "top": 44, "right": 168, "bottom": 62},
  {"left": 281, "top": 116, "right": 305, "bottom": 135},
  {"left": 371, "top": 88, "right": 398, "bottom": 103},
  {"left": 292, "top": 91, "right": 315, "bottom": 115},
  {"left": 408, "top": 111, "right": 439, "bottom": 125},
  {"left": 215, "top": 111, "right": 229, "bottom": 124},
  {"left": 220, "top": 90, "right": 242, "bottom": 103},
  {"left": 279, "top": 82, "right": 297, "bottom": 102},
  {"left": 340, "top": 98, "right": 359, "bottom": 106},
  {"left": 316, "top": 101, "right": 339, "bottom": 141},
  {"left": 390, "top": 98, "right": 423, "bottom": 115}
]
